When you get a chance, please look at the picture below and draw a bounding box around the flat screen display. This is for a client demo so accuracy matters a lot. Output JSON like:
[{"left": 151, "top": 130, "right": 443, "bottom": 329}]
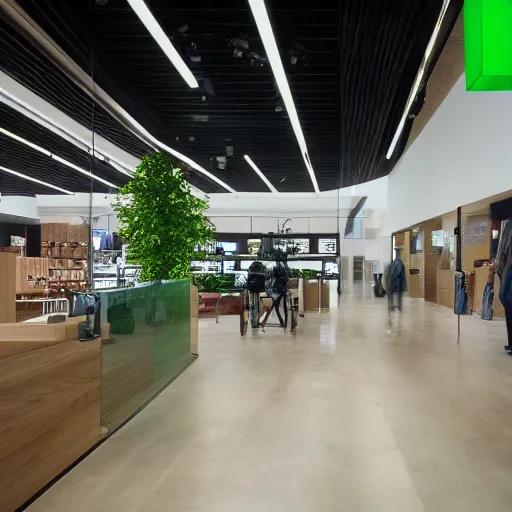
[
  {"left": 247, "top": 239, "right": 261, "bottom": 255},
  {"left": 217, "top": 242, "right": 238, "bottom": 254},
  {"left": 318, "top": 238, "right": 337, "bottom": 254},
  {"left": 431, "top": 230, "right": 446, "bottom": 247}
]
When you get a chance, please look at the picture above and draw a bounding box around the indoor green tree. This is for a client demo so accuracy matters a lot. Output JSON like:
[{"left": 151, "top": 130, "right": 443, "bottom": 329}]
[{"left": 114, "top": 152, "right": 214, "bottom": 281}]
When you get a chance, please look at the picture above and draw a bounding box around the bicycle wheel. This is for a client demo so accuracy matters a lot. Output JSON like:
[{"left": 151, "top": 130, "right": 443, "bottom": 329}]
[
  {"left": 290, "top": 295, "right": 297, "bottom": 332},
  {"left": 250, "top": 291, "right": 260, "bottom": 329},
  {"left": 240, "top": 290, "right": 249, "bottom": 336}
]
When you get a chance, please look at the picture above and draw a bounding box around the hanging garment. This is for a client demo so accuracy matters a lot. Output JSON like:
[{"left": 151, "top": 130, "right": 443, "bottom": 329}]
[
  {"left": 499, "top": 267, "right": 512, "bottom": 311},
  {"left": 496, "top": 221, "right": 512, "bottom": 349},
  {"left": 499, "top": 267, "right": 512, "bottom": 349},
  {"left": 496, "top": 220, "right": 512, "bottom": 278},
  {"left": 454, "top": 274, "right": 468, "bottom": 315},
  {"left": 481, "top": 283, "right": 494, "bottom": 320},
  {"left": 104, "top": 232, "right": 114, "bottom": 250}
]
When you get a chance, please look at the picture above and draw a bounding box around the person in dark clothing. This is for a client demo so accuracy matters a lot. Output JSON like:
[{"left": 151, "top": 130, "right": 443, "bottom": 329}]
[{"left": 384, "top": 250, "right": 407, "bottom": 311}]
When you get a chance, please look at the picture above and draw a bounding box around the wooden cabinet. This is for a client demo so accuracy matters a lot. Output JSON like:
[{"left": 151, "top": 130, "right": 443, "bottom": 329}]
[
  {"left": 0, "top": 335, "right": 101, "bottom": 511},
  {"left": 303, "top": 279, "right": 330, "bottom": 310},
  {"left": 423, "top": 218, "right": 443, "bottom": 303},
  {"left": 437, "top": 270, "right": 455, "bottom": 308},
  {"left": 0, "top": 253, "right": 16, "bottom": 324}
]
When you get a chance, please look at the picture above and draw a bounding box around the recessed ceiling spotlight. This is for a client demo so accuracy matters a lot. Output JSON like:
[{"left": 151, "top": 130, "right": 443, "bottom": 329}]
[
  {"left": 225, "top": 140, "right": 234, "bottom": 157},
  {"left": 126, "top": 0, "right": 198, "bottom": 88},
  {"left": 2, "top": 59, "right": 233, "bottom": 193},
  {"left": 248, "top": 0, "right": 319, "bottom": 193},
  {"left": 0, "top": 164, "right": 74, "bottom": 195},
  {"left": 216, "top": 156, "right": 227, "bottom": 170}
]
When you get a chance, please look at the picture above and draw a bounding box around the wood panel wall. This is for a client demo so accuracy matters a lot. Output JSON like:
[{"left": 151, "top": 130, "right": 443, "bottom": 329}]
[
  {"left": 462, "top": 215, "right": 491, "bottom": 271},
  {"left": 0, "top": 339, "right": 101, "bottom": 511},
  {"left": 423, "top": 218, "right": 443, "bottom": 303},
  {"left": 437, "top": 269, "right": 455, "bottom": 308},
  {"left": 0, "top": 253, "right": 16, "bottom": 323}
]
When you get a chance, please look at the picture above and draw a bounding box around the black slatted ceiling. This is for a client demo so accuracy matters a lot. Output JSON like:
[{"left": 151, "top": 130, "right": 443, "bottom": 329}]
[
  {"left": 0, "top": 18, "right": 153, "bottom": 159},
  {"left": 0, "top": 134, "right": 110, "bottom": 194},
  {"left": 1, "top": 103, "right": 125, "bottom": 187},
  {"left": 2, "top": 0, "right": 462, "bottom": 194}
]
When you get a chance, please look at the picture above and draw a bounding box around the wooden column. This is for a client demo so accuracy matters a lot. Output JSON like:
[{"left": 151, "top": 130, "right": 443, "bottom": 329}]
[{"left": 0, "top": 253, "right": 16, "bottom": 323}]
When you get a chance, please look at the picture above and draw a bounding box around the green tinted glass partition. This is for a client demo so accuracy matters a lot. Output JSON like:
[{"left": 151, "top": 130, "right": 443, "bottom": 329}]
[
  {"left": 464, "top": 0, "right": 512, "bottom": 91},
  {"left": 99, "top": 280, "right": 193, "bottom": 432}
]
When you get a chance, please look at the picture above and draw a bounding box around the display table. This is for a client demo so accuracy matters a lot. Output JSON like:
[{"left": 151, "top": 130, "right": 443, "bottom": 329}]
[
  {"left": 0, "top": 320, "right": 101, "bottom": 512},
  {"left": 16, "top": 297, "right": 69, "bottom": 322}
]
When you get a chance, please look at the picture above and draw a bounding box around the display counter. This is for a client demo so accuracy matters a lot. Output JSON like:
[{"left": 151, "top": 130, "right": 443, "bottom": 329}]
[
  {"left": 0, "top": 280, "right": 198, "bottom": 511},
  {"left": 0, "top": 319, "right": 101, "bottom": 512},
  {"left": 303, "top": 278, "right": 330, "bottom": 310}
]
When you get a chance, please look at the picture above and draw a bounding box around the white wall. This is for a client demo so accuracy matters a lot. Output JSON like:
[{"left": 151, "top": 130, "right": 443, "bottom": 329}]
[
  {"left": 206, "top": 176, "right": 388, "bottom": 235},
  {"left": 388, "top": 75, "right": 512, "bottom": 234},
  {"left": 0, "top": 196, "right": 39, "bottom": 220}
]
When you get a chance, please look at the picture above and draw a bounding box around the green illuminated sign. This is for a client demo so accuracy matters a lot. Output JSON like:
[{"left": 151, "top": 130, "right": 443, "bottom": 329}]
[{"left": 464, "top": 0, "right": 512, "bottom": 91}]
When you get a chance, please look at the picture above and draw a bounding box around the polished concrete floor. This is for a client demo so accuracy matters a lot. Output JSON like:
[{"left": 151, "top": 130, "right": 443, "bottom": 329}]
[{"left": 28, "top": 287, "right": 512, "bottom": 512}]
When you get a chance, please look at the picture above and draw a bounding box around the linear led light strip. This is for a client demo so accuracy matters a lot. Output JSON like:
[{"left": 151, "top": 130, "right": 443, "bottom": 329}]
[
  {"left": 0, "top": 4, "right": 234, "bottom": 194},
  {"left": 0, "top": 88, "right": 208, "bottom": 199},
  {"left": 0, "top": 164, "right": 74, "bottom": 194},
  {"left": 386, "top": 0, "right": 451, "bottom": 160},
  {"left": 0, "top": 127, "right": 119, "bottom": 189},
  {"left": 127, "top": 0, "right": 198, "bottom": 89},
  {"left": 248, "top": 0, "right": 320, "bottom": 194},
  {"left": 244, "top": 155, "right": 279, "bottom": 193},
  {"left": 0, "top": 87, "right": 134, "bottom": 177},
  {"left": 2, "top": 81, "right": 231, "bottom": 192}
]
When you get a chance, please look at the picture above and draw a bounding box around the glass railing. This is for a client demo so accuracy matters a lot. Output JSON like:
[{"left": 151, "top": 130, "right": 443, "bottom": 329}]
[{"left": 99, "top": 280, "right": 193, "bottom": 432}]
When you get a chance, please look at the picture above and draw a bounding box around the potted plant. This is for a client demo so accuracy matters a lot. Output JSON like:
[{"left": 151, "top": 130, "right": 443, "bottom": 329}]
[{"left": 114, "top": 152, "right": 214, "bottom": 327}]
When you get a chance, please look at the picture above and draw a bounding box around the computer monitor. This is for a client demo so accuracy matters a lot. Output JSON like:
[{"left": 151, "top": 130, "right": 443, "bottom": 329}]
[{"left": 217, "top": 242, "right": 238, "bottom": 254}]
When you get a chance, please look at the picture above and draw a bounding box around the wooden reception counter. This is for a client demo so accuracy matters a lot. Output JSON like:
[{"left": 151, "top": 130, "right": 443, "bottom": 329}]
[
  {"left": 0, "top": 281, "right": 197, "bottom": 511},
  {"left": 0, "top": 320, "right": 101, "bottom": 512}
]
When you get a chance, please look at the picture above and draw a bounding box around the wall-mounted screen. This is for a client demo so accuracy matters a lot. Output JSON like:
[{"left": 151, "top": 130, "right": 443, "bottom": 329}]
[
  {"left": 217, "top": 242, "right": 238, "bottom": 254},
  {"left": 247, "top": 239, "right": 261, "bottom": 256},
  {"left": 318, "top": 238, "right": 337, "bottom": 254},
  {"left": 431, "top": 230, "right": 446, "bottom": 248},
  {"left": 292, "top": 239, "right": 310, "bottom": 254}
]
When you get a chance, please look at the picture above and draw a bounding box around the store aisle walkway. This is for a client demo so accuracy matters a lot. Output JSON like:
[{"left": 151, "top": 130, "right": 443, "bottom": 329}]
[{"left": 28, "top": 288, "right": 512, "bottom": 512}]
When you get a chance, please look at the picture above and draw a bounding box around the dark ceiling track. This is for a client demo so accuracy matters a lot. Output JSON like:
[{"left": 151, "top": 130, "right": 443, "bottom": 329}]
[{"left": 337, "top": 0, "right": 463, "bottom": 187}]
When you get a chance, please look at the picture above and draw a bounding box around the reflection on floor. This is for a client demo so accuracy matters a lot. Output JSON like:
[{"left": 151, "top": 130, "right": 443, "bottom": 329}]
[{"left": 28, "top": 286, "right": 512, "bottom": 512}]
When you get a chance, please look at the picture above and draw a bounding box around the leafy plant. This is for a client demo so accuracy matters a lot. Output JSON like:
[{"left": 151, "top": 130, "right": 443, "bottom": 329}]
[
  {"left": 114, "top": 153, "right": 214, "bottom": 281},
  {"left": 290, "top": 268, "right": 319, "bottom": 279},
  {"left": 191, "top": 273, "right": 235, "bottom": 292}
]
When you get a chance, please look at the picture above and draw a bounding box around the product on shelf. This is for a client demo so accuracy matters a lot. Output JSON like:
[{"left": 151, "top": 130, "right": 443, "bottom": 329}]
[{"left": 39, "top": 223, "right": 90, "bottom": 292}]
